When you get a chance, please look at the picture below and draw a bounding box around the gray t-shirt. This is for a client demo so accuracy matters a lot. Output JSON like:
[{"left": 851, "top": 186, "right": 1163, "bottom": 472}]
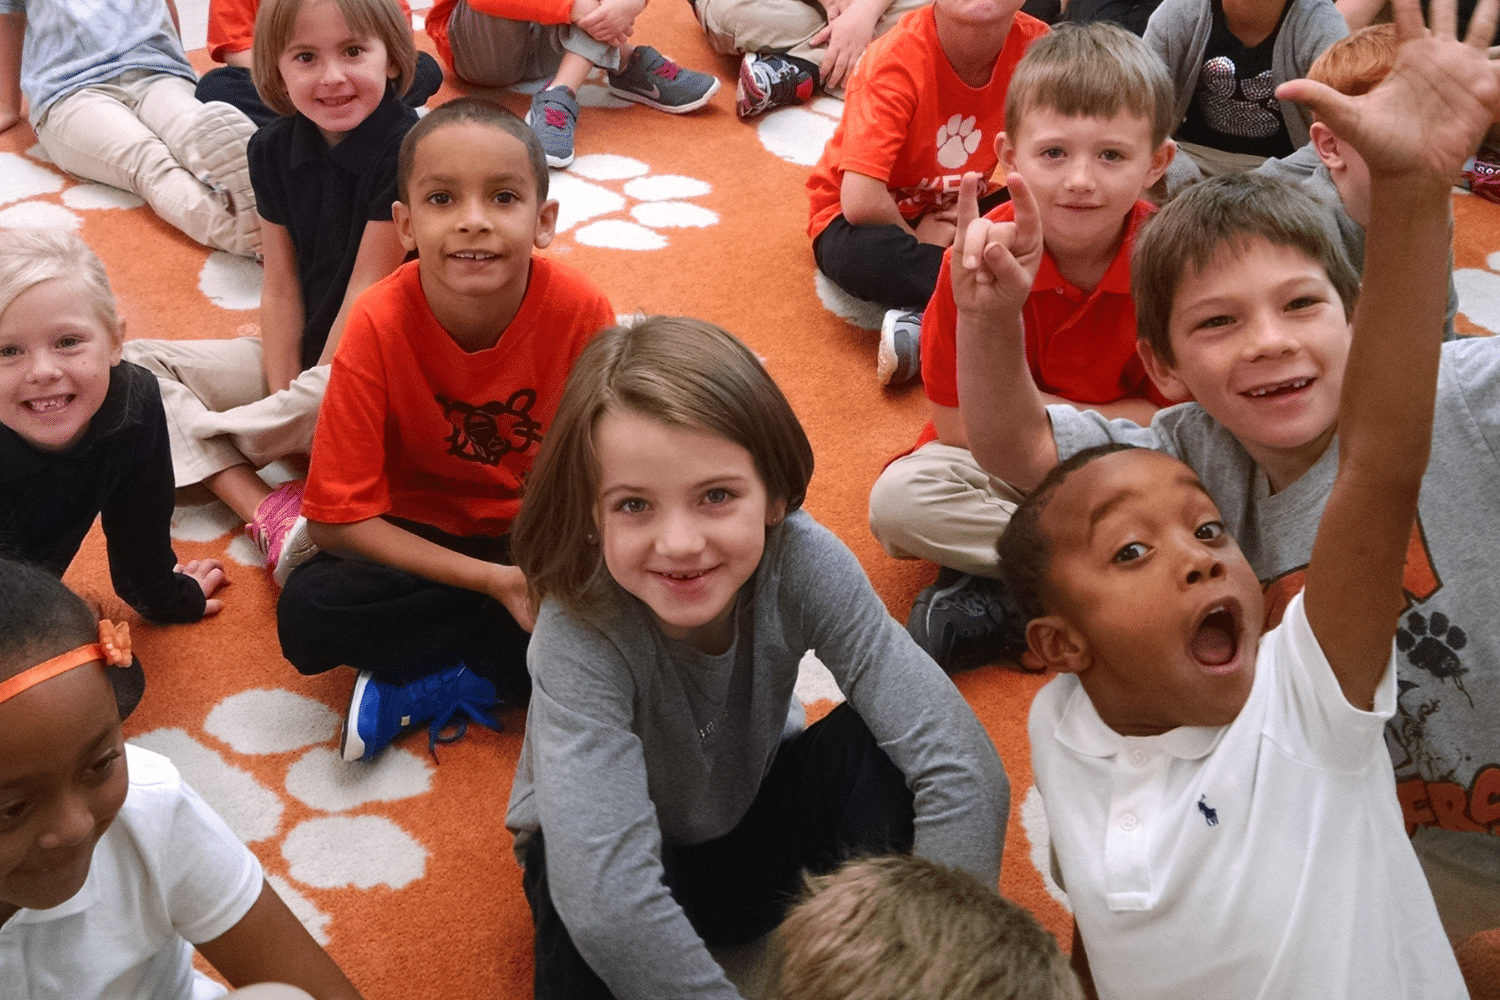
[
  {"left": 1049, "top": 336, "right": 1500, "bottom": 861},
  {"left": 507, "top": 509, "right": 1009, "bottom": 999}
]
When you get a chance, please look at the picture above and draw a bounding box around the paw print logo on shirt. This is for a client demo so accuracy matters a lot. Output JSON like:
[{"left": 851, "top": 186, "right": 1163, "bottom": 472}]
[
  {"left": 549, "top": 154, "right": 719, "bottom": 250},
  {"left": 1397, "top": 609, "right": 1471, "bottom": 696},
  {"left": 935, "top": 113, "right": 981, "bottom": 170}
]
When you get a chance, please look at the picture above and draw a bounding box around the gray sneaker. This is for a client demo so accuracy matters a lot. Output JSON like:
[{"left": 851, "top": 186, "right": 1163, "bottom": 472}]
[
  {"left": 608, "top": 46, "right": 721, "bottom": 113},
  {"left": 907, "top": 568, "right": 1032, "bottom": 674},
  {"left": 878, "top": 308, "right": 923, "bottom": 386},
  {"left": 527, "top": 86, "right": 578, "bottom": 168}
]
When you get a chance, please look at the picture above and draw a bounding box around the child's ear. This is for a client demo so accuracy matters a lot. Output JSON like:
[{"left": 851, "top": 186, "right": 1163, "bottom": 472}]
[
  {"left": 1145, "top": 138, "right": 1177, "bottom": 190},
  {"left": 995, "top": 131, "right": 1016, "bottom": 172},
  {"left": 1137, "top": 338, "right": 1193, "bottom": 403},
  {"left": 109, "top": 320, "right": 125, "bottom": 366},
  {"left": 766, "top": 498, "right": 787, "bottom": 527},
  {"left": 1027, "top": 616, "right": 1090, "bottom": 674},
  {"left": 1309, "top": 122, "right": 1345, "bottom": 172},
  {"left": 534, "top": 198, "right": 559, "bottom": 250},
  {"left": 392, "top": 200, "right": 418, "bottom": 254}
]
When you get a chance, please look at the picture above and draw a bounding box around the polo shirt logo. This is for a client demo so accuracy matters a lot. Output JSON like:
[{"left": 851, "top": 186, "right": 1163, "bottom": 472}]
[
  {"left": 1198, "top": 795, "right": 1219, "bottom": 827},
  {"left": 436, "top": 390, "right": 542, "bottom": 466}
]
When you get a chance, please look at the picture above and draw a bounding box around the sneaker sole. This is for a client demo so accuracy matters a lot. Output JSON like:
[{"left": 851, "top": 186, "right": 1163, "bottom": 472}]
[
  {"left": 341, "top": 672, "right": 372, "bottom": 762},
  {"left": 877, "top": 311, "right": 916, "bottom": 386},
  {"left": 610, "top": 76, "right": 721, "bottom": 114},
  {"left": 271, "top": 516, "right": 318, "bottom": 588},
  {"left": 543, "top": 148, "right": 574, "bottom": 169}
]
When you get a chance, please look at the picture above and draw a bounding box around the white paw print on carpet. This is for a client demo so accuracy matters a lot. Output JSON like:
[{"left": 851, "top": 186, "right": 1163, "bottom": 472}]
[
  {"left": 754, "top": 96, "right": 845, "bottom": 166},
  {"left": 935, "top": 113, "right": 981, "bottom": 170},
  {"left": 134, "top": 688, "right": 436, "bottom": 945},
  {"left": 552, "top": 154, "right": 718, "bottom": 251},
  {"left": 1454, "top": 249, "right": 1500, "bottom": 335}
]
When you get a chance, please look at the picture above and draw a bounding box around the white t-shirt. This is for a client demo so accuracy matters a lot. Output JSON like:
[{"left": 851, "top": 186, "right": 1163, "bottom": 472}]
[
  {"left": 0, "top": 745, "right": 264, "bottom": 1000},
  {"left": 1031, "top": 593, "right": 1466, "bottom": 999}
]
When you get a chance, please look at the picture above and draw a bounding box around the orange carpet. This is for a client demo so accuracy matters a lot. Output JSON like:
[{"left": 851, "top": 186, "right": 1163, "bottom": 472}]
[{"left": 3, "top": 2, "right": 1499, "bottom": 997}]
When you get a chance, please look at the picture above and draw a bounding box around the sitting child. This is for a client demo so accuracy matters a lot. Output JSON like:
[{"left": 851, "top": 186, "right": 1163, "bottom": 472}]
[
  {"left": 276, "top": 97, "right": 615, "bottom": 762},
  {"left": 195, "top": 0, "right": 443, "bottom": 127},
  {"left": 690, "top": 0, "right": 930, "bottom": 118},
  {"left": 506, "top": 316, "right": 1007, "bottom": 998},
  {"left": 123, "top": 0, "right": 423, "bottom": 584},
  {"left": 1145, "top": 0, "right": 1346, "bottom": 188},
  {"left": 776, "top": 854, "right": 1081, "bottom": 1000},
  {"left": 805, "top": 0, "right": 1048, "bottom": 377},
  {"left": 424, "top": 0, "right": 720, "bottom": 169},
  {"left": 869, "top": 21, "right": 1176, "bottom": 672},
  {"left": 0, "top": 230, "right": 226, "bottom": 718},
  {"left": 0, "top": 0, "right": 260, "bottom": 257},
  {"left": 0, "top": 558, "right": 364, "bottom": 1000},
  {"left": 958, "top": 0, "right": 1500, "bottom": 971}
]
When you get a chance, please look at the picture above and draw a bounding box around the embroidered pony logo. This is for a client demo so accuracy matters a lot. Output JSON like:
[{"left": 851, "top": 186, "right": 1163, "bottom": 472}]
[{"left": 1197, "top": 795, "right": 1219, "bottom": 827}]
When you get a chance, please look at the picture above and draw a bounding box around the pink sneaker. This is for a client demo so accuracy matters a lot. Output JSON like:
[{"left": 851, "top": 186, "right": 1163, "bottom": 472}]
[{"left": 246, "top": 479, "right": 307, "bottom": 575}]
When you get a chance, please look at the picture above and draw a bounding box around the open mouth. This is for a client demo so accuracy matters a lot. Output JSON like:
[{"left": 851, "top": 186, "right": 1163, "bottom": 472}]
[
  {"left": 656, "top": 568, "right": 711, "bottom": 582},
  {"left": 318, "top": 96, "right": 356, "bottom": 108},
  {"left": 1245, "top": 377, "right": 1312, "bottom": 399},
  {"left": 1190, "top": 601, "right": 1241, "bottom": 671},
  {"left": 450, "top": 250, "right": 497, "bottom": 261},
  {"left": 23, "top": 394, "right": 72, "bottom": 413}
]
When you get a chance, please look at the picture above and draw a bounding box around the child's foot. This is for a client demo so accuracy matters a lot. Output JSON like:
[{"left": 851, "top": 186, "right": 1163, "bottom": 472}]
[
  {"left": 907, "top": 568, "right": 1032, "bottom": 673},
  {"left": 527, "top": 85, "right": 579, "bottom": 168},
  {"left": 340, "top": 663, "right": 502, "bottom": 762},
  {"left": 245, "top": 479, "right": 311, "bottom": 578},
  {"left": 271, "top": 515, "right": 318, "bottom": 588},
  {"left": 878, "top": 308, "right": 923, "bottom": 386},
  {"left": 736, "top": 52, "right": 814, "bottom": 119},
  {"left": 608, "top": 47, "right": 721, "bottom": 113}
]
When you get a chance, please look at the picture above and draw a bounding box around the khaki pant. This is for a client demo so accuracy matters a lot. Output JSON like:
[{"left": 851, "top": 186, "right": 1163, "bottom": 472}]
[
  {"left": 37, "top": 71, "right": 260, "bottom": 257},
  {"left": 867, "top": 440, "right": 1022, "bottom": 579},
  {"left": 225, "top": 986, "right": 316, "bottom": 1000},
  {"left": 692, "top": 0, "right": 931, "bottom": 96},
  {"left": 121, "top": 337, "right": 327, "bottom": 487}
]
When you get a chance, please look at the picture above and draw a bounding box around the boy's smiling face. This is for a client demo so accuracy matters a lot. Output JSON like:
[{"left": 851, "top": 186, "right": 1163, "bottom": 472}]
[
  {"left": 1141, "top": 237, "right": 1352, "bottom": 491},
  {"left": 1000, "top": 108, "right": 1173, "bottom": 263},
  {"left": 1031, "top": 449, "right": 1262, "bottom": 736},
  {"left": 393, "top": 120, "right": 558, "bottom": 337}
]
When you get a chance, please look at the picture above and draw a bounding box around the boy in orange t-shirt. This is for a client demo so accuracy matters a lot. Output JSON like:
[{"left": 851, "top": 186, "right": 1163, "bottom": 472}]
[
  {"left": 869, "top": 23, "right": 1176, "bottom": 672},
  {"left": 277, "top": 98, "right": 613, "bottom": 762},
  {"left": 805, "top": 0, "right": 1047, "bottom": 383}
]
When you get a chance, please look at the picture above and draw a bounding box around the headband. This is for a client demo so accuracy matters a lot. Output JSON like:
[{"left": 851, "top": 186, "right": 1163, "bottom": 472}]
[{"left": 0, "top": 621, "right": 132, "bottom": 705}]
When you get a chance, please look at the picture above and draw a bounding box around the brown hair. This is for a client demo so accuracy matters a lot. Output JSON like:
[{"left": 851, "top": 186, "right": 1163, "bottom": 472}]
[
  {"left": 511, "top": 316, "right": 815, "bottom": 611},
  {"left": 776, "top": 855, "right": 1082, "bottom": 1000},
  {"left": 1004, "top": 21, "right": 1176, "bottom": 149},
  {"left": 1131, "top": 172, "right": 1360, "bottom": 367},
  {"left": 0, "top": 558, "right": 99, "bottom": 683},
  {"left": 397, "top": 97, "right": 549, "bottom": 204},
  {"left": 252, "top": 0, "right": 417, "bottom": 119},
  {"left": 1307, "top": 23, "right": 1398, "bottom": 101}
]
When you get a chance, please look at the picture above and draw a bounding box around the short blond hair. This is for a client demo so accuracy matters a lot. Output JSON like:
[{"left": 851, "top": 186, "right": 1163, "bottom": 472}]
[
  {"left": 1004, "top": 21, "right": 1175, "bottom": 148},
  {"left": 0, "top": 229, "right": 120, "bottom": 341},
  {"left": 252, "top": 0, "right": 417, "bottom": 119},
  {"left": 776, "top": 856, "right": 1083, "bottom": 1000}
]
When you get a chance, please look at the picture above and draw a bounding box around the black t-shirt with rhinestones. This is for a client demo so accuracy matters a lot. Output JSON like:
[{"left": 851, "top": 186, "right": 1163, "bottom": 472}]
[{"left": 1176, "top": 0, "right": 1295, "bottom": 158}]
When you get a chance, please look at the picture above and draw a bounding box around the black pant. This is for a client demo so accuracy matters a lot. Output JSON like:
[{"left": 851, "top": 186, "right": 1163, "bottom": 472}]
[
  {"left": 194, "top": 53, "right": 445, "bottom": 128},
  {"left": 276, "top": 525, "right": 529, "bottom": 696},
  {"left": 521, "top": 703, "right": 916, "bottom": 999}
]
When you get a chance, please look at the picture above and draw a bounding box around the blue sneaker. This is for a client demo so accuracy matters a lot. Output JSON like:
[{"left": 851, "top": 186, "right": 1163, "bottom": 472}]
[{"left": 341, "top": 663, "right": 501, "bottom": 762}]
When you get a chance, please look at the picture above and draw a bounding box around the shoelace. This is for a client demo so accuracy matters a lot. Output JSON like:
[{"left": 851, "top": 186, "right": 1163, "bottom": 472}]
[
  {"left": 543, "top": 105, "right": 570, "bottom": 129},
  {"left": 425, "top": 690, "right": 501, "bottom": 762},
  {"left": 653, "top": 59, "right": 681, "bottom": 81}
]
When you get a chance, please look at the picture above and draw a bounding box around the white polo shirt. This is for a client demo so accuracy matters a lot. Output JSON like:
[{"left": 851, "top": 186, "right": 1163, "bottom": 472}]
[
  {"left": 0, "top": 745, "right": 264, "bottom": 1000},
  {"left": 1031, "top": 593, "right": 1466, "bottom": 999}
]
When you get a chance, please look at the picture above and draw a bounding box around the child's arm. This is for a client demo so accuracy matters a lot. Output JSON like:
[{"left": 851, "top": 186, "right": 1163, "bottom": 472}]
[
  {"left": 1280, "top": 0, "right": 1500, "bottom": 708},
  {"left": 841, "top": 171, "right": 956, "bottom": 245},
  {"left": 950, "top": 171, "right": 1060, "bottom": 489},
  {"left": 309, "top": 517, "right": 535, "bottom": 631},
  {"left": 196, "top": 881, "right": 364, "bottom": 1000},
  {"left": 314, "top": 221, "right": 408, "bottom": 367},
  {"left": 258, "top": 221, "right": 307, "bottom": 395},
  {"left": 0, "top": 10, "right": 23, "bottom": 134},
  {"left": 574, "top": 0, "right": 645, "bottom": 48}
]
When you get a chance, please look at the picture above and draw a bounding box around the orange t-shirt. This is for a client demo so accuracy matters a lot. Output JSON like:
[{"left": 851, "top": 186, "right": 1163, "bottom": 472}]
[
  {"left": 304, "top": 257, "right": 614, "bottom": 538},
  {"left": 208, "top": 0, "right": 418, "bottom": 63},
  {"left": 426, "top": 0, "right": 573, "bottom": 73},
  {"left": 912, "top": 199, "right": 1170, "bottom": 450},
  {"left": 806, "top": 5, "right": 1047, "bottom": 241}
]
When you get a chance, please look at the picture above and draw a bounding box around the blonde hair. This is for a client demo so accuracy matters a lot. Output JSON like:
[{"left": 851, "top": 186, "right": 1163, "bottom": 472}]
[
  {"left": 510, "top": 316, "right": 815, "bottom": 611},
  {"left": 252, "top": 0, "right": 417, "bottom": 119},
  {"left": 0, "top": 229, "right": 121, "bottom": 341},
  {"left": 1307, "top": 23, "right": 1397, "bottom": 100},
  {"left": 776, "top": 855, "right": 1083, "bottom": 1000},
  {"left": 1004, "top": 21, "right": 1176, "bottom": 148}
]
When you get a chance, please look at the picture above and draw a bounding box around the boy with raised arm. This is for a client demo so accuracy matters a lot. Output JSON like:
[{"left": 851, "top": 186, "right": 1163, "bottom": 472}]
[{"left": 958, "top": 0, "right": 1500, "bottom": 959}]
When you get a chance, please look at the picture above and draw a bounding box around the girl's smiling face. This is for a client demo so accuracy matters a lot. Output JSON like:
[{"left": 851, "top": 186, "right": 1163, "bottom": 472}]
[
  {"left": 0, "top": 277, "right": 120, "bottom": 453},
  {"left": 0, "top": 663, "right": 128, "bottom": 922},
  {"left": 277, "top": 0, "right": 398, "bottom": 146},
  {"left": 594, "top": 408, "right": 784, "bottom": 655}
]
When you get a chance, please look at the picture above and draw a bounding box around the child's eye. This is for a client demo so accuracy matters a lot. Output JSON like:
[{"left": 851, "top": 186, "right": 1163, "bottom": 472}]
[
  {"left": 493, "top": 191, "right": 518, "bottom": 204},
  {"left": 0, "top": 344, "right": 21, "bottom": 359},
  {"left": 1195, "top": 314, "right": 1234, "bottom": 331},
  {"left": 703, "top": 487, "right": 732, "bottom": 505},
  {"left": 616, "top": 497, "right": 648, "bottom": 514},
  {"left": 1100, "top": 149, "right": 1124, "bottom": 162},
  {"left": 0, "top": 798, "right": 29, "bottom": 828},
  {"left": 344, "top": 46, "right": 365, "bottom": 58},
  {"left": 86, "top": 749, "right": 123, "bottom": 783},
  {"left": 1113, "top": 542, "right": 1149, "bottom": 563},
  {"left": 1286, "top": 296, "right": 1323, "bottom": 312},
  {"left": 425, "top": 191, "right": 451, "bottom": 206},
  {"left": 55, "top": 334, "right": 84, "bottom": 350},
  {"left": 1040, "top": 147, "right": 1065, "bottom": 160},
  {"left": 292, "top": 51, "right": 314, "bottom": 63},
  {"left": 1195, "top": 520, "right": 1226, "bottom": 541}
]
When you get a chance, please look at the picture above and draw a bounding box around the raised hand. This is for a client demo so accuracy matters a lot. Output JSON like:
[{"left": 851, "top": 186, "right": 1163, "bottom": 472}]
[
  {"left": 950, "top": 171, "right": 1043, "bottom": 321},
  {"left": 1277, "top": 0, "right": 1500, "bottom": 185}
]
